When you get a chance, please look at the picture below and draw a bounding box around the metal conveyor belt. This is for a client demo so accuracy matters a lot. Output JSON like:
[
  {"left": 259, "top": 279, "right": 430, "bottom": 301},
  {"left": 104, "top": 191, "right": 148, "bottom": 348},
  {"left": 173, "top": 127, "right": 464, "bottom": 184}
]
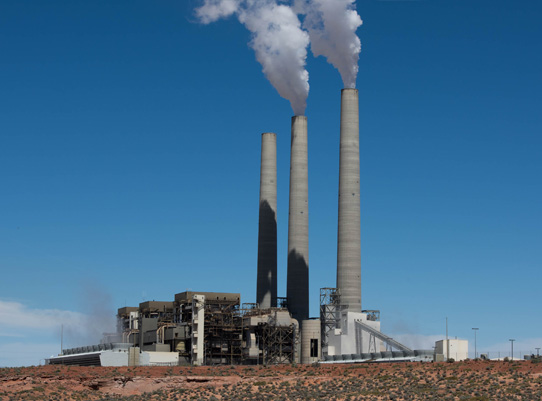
[{"left": 355, "top": 320, "right": 412, "bottom": 352}]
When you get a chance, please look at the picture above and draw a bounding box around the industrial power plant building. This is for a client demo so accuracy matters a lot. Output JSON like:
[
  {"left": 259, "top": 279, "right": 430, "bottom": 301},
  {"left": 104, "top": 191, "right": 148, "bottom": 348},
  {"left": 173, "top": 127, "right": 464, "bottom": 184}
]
[{"left": 47, "top": 89, "right": 434, "bottom": 367}]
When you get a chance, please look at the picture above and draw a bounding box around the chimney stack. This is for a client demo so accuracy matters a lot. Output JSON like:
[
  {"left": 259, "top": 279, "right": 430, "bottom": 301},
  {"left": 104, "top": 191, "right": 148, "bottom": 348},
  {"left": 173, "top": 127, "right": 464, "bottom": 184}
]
[
  {"left": 256, "top": 133, "right": 277, "bottom": 309},
  {"left": 337, "top": 89, "right": 362, "bottom": 312},
  {"left": 287, "top": 116, "right": 309, "bottom": 322}
]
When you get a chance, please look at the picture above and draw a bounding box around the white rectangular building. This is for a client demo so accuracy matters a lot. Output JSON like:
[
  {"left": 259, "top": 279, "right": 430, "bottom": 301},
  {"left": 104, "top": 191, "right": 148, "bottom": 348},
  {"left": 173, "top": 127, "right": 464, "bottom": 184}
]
[
  {"left": 326, "top": 311, "right": 382, "bottom": 356},
  {"left": 435, "top": 339, "right": 469, "bottom": 361}
]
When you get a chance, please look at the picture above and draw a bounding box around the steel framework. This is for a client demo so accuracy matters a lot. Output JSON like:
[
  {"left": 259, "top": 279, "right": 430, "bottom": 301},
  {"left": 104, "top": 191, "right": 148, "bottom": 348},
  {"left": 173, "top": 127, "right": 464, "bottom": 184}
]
[
  {"left": 261, "top": 323, "right": 296, "bottom": 365},
  {"left": 203, "top": 301, "right": 243, "bottom": 365},
  {"left": 354, "top": 319, "right": 412, "bottom": 353},
  {"left": 276, "top": 297, "right": 288, "bottom": 309},
  {"left": 320, "top": 287, "right": 341, "bottom": 349}
]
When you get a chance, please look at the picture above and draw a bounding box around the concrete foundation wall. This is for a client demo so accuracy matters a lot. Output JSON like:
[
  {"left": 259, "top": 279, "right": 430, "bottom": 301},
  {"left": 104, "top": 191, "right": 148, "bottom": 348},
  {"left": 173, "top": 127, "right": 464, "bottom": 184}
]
[
  {"left": 147, "top": 351, "right": 180, "bottom": 365},
  {"left": 128, "top": 347, "right": 139, "bottom": 366},
  {"left": 99, "top": 350, "right": 130, "bottom": 366}
]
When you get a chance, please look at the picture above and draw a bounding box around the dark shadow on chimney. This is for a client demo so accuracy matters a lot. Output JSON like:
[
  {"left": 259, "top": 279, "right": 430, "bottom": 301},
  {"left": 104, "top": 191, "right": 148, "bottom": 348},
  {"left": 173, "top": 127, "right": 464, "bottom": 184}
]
[
  {"left": 257, "top": 200, "right": 277, "bottom": 308},
  {"left": 287, "top": 248, "right": 309, "bottom": 323}
]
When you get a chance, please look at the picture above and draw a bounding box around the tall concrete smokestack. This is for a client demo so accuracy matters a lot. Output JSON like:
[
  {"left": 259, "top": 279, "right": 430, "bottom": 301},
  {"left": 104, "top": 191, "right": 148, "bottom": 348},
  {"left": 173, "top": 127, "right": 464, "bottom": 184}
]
[
  {"left": 287, "top": 116, "right": 309, "bottom": 323},
  {"left": 337, "top": 89, "right": 361, "bottom": 312},
  {"left": 257, "top": 133, "right": 277, "bottom": 309}
]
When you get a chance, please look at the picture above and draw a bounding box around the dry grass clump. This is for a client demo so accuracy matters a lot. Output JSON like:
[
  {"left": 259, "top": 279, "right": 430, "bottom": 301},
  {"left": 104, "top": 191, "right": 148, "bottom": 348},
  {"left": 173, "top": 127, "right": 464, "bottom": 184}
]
[{"left": 1, "top": 360, "right": 542, "bottom": 400}]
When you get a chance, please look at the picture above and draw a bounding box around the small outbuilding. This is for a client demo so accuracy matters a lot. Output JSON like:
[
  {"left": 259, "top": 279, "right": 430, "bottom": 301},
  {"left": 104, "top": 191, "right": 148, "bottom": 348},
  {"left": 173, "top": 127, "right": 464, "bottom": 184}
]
[{"left": 435, "top": 339, "right": 469, "bottom": 361}]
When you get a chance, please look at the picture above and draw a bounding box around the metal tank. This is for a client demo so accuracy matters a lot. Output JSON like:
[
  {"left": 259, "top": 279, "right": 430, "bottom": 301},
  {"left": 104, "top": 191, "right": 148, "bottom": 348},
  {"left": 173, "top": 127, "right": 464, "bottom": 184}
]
[{"left": 301, "top": 319, "right": 321, "bottom": 364}]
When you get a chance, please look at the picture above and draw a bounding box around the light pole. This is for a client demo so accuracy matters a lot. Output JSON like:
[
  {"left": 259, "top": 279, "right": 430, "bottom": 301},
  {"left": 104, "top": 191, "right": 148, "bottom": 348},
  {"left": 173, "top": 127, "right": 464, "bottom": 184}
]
[
  {"left": 472, "top": 328, "right": 479, "bottom": 359},
  {"left": 509, "top": 339, "right": 515, "bottom": 361}
]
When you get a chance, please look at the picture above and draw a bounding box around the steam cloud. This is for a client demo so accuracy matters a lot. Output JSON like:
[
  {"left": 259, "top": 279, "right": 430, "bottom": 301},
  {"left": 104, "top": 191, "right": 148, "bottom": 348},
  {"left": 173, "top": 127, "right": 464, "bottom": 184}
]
[
  {"left": 78, "top": 282, "right": 116, "bottom": 345},
  {"left": 296, "top": 0, "right": 363, "bottom": 88},
  {"left": 196, "top": 0, "right": 310, "bottom": 116}
]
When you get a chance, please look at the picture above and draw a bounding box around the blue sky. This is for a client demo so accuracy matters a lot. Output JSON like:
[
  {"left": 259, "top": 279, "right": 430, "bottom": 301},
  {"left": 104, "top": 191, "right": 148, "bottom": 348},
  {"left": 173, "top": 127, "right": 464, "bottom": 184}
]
[{"left": 1, "top": 0, "right": 541, "bottom": 366}]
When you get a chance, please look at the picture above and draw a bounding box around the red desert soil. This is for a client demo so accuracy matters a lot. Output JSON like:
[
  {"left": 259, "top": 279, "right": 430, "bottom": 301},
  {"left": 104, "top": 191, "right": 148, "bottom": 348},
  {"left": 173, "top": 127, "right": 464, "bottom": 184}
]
[{"left": 1, "top": 360, "right": 541, "bottom": 400}]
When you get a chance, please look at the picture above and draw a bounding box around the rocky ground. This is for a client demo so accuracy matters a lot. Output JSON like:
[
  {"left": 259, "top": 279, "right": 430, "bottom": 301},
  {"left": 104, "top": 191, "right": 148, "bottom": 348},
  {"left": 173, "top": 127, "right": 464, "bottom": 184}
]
[{"left": 1, "top": 360, "right": 541, "bottom": 400}]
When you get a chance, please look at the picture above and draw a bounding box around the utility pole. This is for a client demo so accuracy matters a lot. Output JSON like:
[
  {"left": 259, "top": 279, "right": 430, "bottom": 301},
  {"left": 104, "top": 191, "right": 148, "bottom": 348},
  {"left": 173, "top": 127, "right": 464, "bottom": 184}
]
[{"left": 509, "top": 339, "right": 515, "bottom": 361}]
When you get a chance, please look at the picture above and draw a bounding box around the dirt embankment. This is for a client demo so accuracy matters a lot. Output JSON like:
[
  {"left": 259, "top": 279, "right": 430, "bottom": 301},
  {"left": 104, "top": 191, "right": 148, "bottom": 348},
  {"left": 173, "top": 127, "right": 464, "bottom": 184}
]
[{"left": 1, "top": 360, "right": 542, "bottom": 400}]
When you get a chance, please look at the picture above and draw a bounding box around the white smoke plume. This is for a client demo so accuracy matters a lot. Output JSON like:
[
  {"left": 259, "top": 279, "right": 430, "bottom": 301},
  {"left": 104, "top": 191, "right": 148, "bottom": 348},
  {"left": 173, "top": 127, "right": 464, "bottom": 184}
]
[
  {"left": 195, "top": 0, "right": 240, "bottom": 23},
  {"left": 77, "top": 281, "right": 116, "bottom": 345},
  {"left": 196, "top": 0, "right": 310, "bottom": 115},
  {"left": 296, "top": 0, "right": 363, "bottom": 88}
]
